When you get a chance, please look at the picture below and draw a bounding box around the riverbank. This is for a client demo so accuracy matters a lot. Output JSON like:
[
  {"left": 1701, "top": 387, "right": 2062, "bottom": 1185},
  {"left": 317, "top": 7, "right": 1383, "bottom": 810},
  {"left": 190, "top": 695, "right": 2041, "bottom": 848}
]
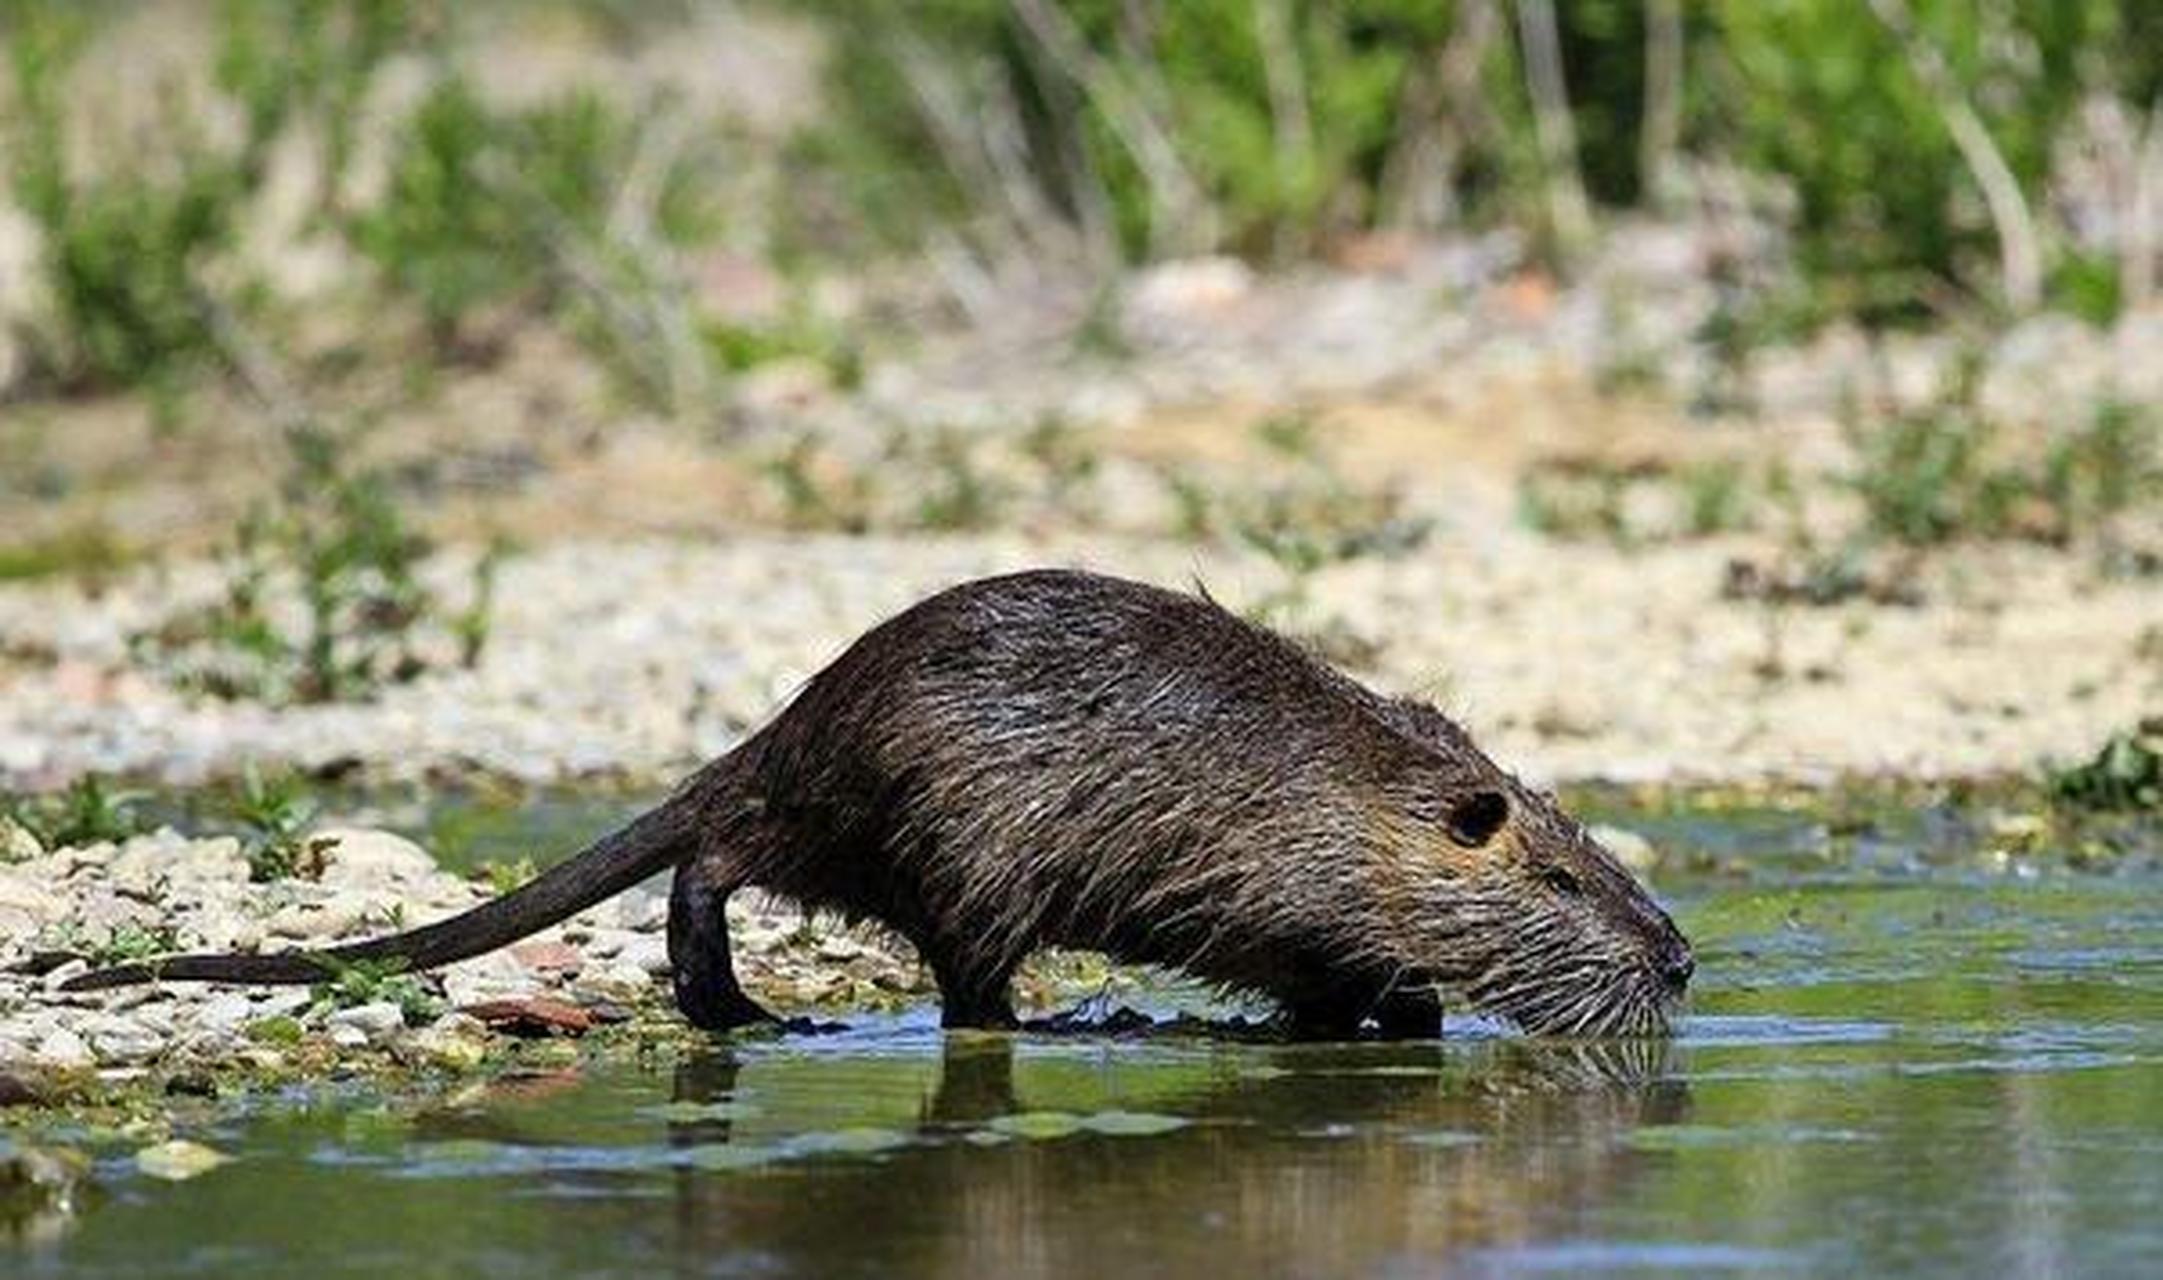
[{"left": 1, "top": 530, "right": 2152, "bottom": 790}]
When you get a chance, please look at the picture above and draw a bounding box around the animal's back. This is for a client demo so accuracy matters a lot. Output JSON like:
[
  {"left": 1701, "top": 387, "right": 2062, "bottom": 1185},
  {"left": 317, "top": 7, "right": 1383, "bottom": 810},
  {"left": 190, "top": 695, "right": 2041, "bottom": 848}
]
[{"left": 742, "top": 570, "right": 1445, "bottom": 989}]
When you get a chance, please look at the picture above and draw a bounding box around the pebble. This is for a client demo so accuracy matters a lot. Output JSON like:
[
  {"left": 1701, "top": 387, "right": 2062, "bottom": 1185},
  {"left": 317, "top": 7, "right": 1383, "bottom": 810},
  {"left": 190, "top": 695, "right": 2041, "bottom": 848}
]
[
  {"left": 33, "top": 1028, "right": 92, "bottom": 1070},
  {"left": 134, "top": 1140, "right": 231, "bottom": 1181},
  {"left": 324, "top": 1002, "right": 407, "bottom": 1044}
]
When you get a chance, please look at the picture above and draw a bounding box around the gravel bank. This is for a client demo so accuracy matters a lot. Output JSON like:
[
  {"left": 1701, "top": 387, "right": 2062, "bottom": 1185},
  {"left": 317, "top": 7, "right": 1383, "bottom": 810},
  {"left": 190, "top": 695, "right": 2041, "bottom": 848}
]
[
  {"left": 0, "top": 825, "right": 929, "bottom": 1077},
  {"left": 0, "top": 532, "right": 2152, "bottom": 789}
]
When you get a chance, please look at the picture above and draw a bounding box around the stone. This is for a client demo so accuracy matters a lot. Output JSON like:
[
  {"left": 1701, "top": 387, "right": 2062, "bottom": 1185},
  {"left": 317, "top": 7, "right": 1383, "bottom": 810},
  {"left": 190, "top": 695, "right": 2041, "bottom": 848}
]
[
  {"left": 461, "top": 997, "right": 593, "bottom": 1038},
  {"left": 440, "top": 951, "right": 539, "bottom": 1008},
  {"left": 0, "top": 870, "right": 63, "bottom": 936},
  {"left": 134, "top": 1140, "right": 231, "bottom": 1181},
  {"left": 33, "top": 1028, "right": 92, "bottom": 1070},
  {"left": 0, "top": 818, "right": 41, "bottom": 863},
  {"left": 0, "top": 1072, "right": 44, "bottom": 1107},
  {"left": 264, "top": 900, "right": 363, "bottom": 941},
  {"left": 312, "top": 828, "right": 439, "bottom": 891},
  {"left": 618, "top": 936, "right": 671, "bottom": 977},
  {"left": 84, "top": 1018, "right": 165, "bottom": 1065},
  {"left": 509, "top": 940, "right": 583, "bottom": 977},
  {"left": 570, "top": 963, "right": 651, "bottom": 1004},
  {"left": 324, "top": 1002, "right": 406, "bottom": 1044}
]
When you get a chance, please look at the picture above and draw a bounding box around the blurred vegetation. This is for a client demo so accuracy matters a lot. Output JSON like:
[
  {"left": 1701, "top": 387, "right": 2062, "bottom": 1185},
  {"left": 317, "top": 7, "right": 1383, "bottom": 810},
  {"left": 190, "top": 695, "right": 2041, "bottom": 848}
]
[
  {"left": 797, "top": 0, "right": 2163, "bottom": 321},
  {"left": 0, "top": 774, "right": 151, "bottom": 850},
  {"left": 132, "top": 422, "right": 500, "bottom": 704},
  {"left": 0, "top": 0, "right": 2156, "bottom": 406},
  {"left": 2049, "top": 718, "right": 2162, "bottom": 813}
]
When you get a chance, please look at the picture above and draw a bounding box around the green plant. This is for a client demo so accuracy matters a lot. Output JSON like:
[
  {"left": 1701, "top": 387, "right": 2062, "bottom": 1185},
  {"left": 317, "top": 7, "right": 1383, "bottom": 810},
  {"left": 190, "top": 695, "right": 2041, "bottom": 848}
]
[
  {"left": 1019, "top": 416, "right": 1102, "bottom": 513},
  {"left": 310, "top": 955, "right": 441, "bottom": 1025},
  {"left": 90, "top": 922, "right": 182, "bottom": 968},
  {"left": 904, "top": 430, "right": 1006, "bottom": 532},
  {"left": 228, "top": 766, "right": 322, "bottom": 882},
  {"left": 1846, "top": 386, "right": 2158, "bottom": 549},
  {"left": 4, "top": 4, "right": 248, "bottom": 392},
  {"left": 1, "top": 775, "right": 152, "bottom": 850},
  {"left": 758, "top": 433, "right": 875, "bottom": 533},
  {"left": 476, "top": 856, "right": 538, "bottom": 898},
  {"left": 0, "top": 523, "right": 133, "bottom": 584},
  {"left": 3, "top": 0, "right": 421, "bottom": 393},
  {"left": 1517, "top": 462, "right": 1635, "bottom": 544},
  {"left": 350, "top": 75, "right": 722, "bottom": 407},
  {"left": 1679, "top": 459, "right": 1751, "bottom": 536},
  {"left": 2048, "top": 719, "right": 2162, "bottom": 813},
  {"left": 138, "top": 422, "right": 496, "bottom": 703}
]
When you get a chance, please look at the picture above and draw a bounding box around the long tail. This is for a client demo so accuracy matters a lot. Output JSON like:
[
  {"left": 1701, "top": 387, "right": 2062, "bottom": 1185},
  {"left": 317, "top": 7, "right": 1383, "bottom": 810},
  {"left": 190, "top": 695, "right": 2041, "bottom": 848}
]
[{"left": 61, "top": 777, "right": 708, "bottom": 991}]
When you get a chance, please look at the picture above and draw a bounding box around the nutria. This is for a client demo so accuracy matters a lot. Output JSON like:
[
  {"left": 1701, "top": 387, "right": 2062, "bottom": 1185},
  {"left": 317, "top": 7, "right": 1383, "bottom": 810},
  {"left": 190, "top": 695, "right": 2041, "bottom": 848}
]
[{"left": 65, "top": 569, "right": 1693, "bottom": 1037}]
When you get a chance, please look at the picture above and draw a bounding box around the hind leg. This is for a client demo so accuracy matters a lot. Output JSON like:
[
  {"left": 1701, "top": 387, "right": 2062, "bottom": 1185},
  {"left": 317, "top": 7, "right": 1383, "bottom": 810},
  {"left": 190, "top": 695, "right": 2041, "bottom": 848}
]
[{"left": 668, "top": 864, "right": 779, "bottom": 1032}]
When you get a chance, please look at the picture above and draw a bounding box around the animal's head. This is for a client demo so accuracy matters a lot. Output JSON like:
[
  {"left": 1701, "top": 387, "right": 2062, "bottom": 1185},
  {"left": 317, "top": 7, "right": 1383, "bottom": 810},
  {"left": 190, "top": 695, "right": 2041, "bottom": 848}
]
[{"left": 1375, "top": 773, "right": 1693, "bottom": 1036}]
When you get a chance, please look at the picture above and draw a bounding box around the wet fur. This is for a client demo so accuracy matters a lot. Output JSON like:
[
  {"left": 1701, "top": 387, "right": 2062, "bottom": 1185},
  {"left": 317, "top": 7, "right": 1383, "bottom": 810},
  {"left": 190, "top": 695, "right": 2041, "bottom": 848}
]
[{"left": 68, "top": 570, "right": 1692, "bottom": 1037}]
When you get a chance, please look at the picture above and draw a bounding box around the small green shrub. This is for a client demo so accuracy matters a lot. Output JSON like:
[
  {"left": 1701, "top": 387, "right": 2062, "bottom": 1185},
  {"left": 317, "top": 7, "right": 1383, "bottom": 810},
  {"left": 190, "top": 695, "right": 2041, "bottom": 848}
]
[
  {"left": 4, "top": 5, "right": 249, "bottom": 392},
  {"left": 228, "top": 766, "right": 322, "bottom": 882},
  {"left": 905, "top": 429, "right": 1007, "bottom": 531},
  {"left": 1847, "top": 392, "right": 2158, "bottom": 548},
  {"left": 351, "top": 76, "right": 722, "bottom": 407},
  {"left": 0, "top": 524, "right": 132, "bottom": 583},
  {"left": 477, "top": 856, "right": 538, "bottom": 897},
  {"left": 1, "top": 775, "right": 152, "bottom": 850},
  {"left": 310, "top": 956, "right": 441, "bottom": 1024},
  {"left": 2048, "top": 719, "right": 2162, "bottom": 813},
  {"left": 136, "top": 424, "right": 496, "bottom": 704}
]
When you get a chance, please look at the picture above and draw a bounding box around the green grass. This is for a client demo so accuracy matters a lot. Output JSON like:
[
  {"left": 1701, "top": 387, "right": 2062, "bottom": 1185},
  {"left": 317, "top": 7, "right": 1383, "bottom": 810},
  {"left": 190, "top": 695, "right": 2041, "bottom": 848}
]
[
  {"left": 1, "top": 775, "right": 152, "bottom": 850},
  {"left": 0, "top": 524, "right": 132, "bottom": 583}
]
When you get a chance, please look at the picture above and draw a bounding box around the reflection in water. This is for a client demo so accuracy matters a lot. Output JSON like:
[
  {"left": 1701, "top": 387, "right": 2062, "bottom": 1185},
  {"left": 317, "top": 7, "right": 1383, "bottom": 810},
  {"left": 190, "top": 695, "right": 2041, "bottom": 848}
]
[
  {"left": 19, "top": 810, "right": 2163, "bottom": 1280},
  {"left": 652, "top": 1032, "right": 1688, "bottom": 1278}
]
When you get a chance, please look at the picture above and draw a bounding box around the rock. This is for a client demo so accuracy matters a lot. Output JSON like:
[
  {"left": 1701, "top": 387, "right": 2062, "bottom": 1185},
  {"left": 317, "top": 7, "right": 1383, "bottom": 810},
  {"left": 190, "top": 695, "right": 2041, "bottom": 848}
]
[
  {"left": 0, "top": 869, "right": 63, "bottom": 936},
  {"left": 108, "top": 832, "right": 247, "bottom": 895},
  {"left": 1591, "top": 825, "right": 1660, "bottom": 874},
  {"left": 312, "top": 829, "right": 439, "bottom": 891},
  {"left": 0, "top": 1072, "right": 44, "bottom": 1107},
  {"left": 264, "top": 900, "right": 363, "bottom": 941},
  {"left": 328, "top": 1024, "right": 369, "bottom": 1050},
  {"left": 33, "top": 1029, "right": 92, "bottom": 1071},
  {"left": 618, "top": 935, "right": 671, "bottom": 977},
  {"left": 440, "top": 951, "right": 539, "bottom": 1008},
  {"left": 190, "top": 992, "right": 259, "bottom": 1038},
  {"left": 324, "top": 1002, "right": 406, "bottom": 1044},
  {"left": 461, "top": 997, "right": 593, "bottom": 1038},
  {"left": 1127, "top": 257, "right": 1254, "bottom": 328},
  {"left": 571, "top": 963, "right": 652, "bottom": 1004},
  {"left": 39, "top": 960, "right": 88, "bottom": 993},
  {"left": 0, "top": 817, "right": 41, "bottom": 863},
  {"left": 509, "top": 940, "right": 582, "bottom": 977},
  {"left": 162, "top": 1072, "right": 217, "bottom": 1099},
  {"left": 84, "top": 1018, "right": 165, "bottom": 1065},
  {"left": 133, "top": 1139, "right": 231, "bottom": 1182},
  {"left": 406, "top": 1014, "right": 489, "bottom": 1070}
]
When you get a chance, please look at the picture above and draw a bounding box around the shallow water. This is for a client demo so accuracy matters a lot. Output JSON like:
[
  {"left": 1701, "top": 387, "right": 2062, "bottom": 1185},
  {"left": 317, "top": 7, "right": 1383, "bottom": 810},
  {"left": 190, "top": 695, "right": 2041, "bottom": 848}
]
[{"left": 12, "top": 797, "right": 2163, "bottom": 1278}]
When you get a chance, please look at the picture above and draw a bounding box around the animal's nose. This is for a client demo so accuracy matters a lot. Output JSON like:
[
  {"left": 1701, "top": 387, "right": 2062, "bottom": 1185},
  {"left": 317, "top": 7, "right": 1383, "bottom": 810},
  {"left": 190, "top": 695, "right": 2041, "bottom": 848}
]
[{"left": 1659, "top": 947, "right": 1695, "bottom": 991}]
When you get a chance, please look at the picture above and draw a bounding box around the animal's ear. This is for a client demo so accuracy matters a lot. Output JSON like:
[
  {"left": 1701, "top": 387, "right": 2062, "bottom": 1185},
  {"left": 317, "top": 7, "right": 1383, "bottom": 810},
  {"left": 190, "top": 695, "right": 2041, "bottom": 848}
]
[{"left": 1444, "top": 789, "right": 1510, "bottom": 847}]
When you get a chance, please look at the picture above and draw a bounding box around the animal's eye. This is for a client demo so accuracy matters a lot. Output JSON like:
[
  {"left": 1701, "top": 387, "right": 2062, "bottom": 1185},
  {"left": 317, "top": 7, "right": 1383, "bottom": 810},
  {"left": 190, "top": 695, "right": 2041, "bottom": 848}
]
[{"left": 1540, "top": 865, "right": 1583, "bottom": 897}]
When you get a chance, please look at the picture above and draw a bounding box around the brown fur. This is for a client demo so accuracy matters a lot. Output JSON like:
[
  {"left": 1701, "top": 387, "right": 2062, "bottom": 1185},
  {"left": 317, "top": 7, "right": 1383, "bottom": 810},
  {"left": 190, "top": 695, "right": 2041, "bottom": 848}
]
[{"left": 68, "top": 570, "right": 1692, "bottom": 1038}]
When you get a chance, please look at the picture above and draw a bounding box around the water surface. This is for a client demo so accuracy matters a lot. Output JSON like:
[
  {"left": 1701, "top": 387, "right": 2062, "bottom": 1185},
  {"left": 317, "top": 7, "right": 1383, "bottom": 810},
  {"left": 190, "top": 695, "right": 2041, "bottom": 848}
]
[{"left": 10, "top": 796, "right": 2162, "bottom": 1278}]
